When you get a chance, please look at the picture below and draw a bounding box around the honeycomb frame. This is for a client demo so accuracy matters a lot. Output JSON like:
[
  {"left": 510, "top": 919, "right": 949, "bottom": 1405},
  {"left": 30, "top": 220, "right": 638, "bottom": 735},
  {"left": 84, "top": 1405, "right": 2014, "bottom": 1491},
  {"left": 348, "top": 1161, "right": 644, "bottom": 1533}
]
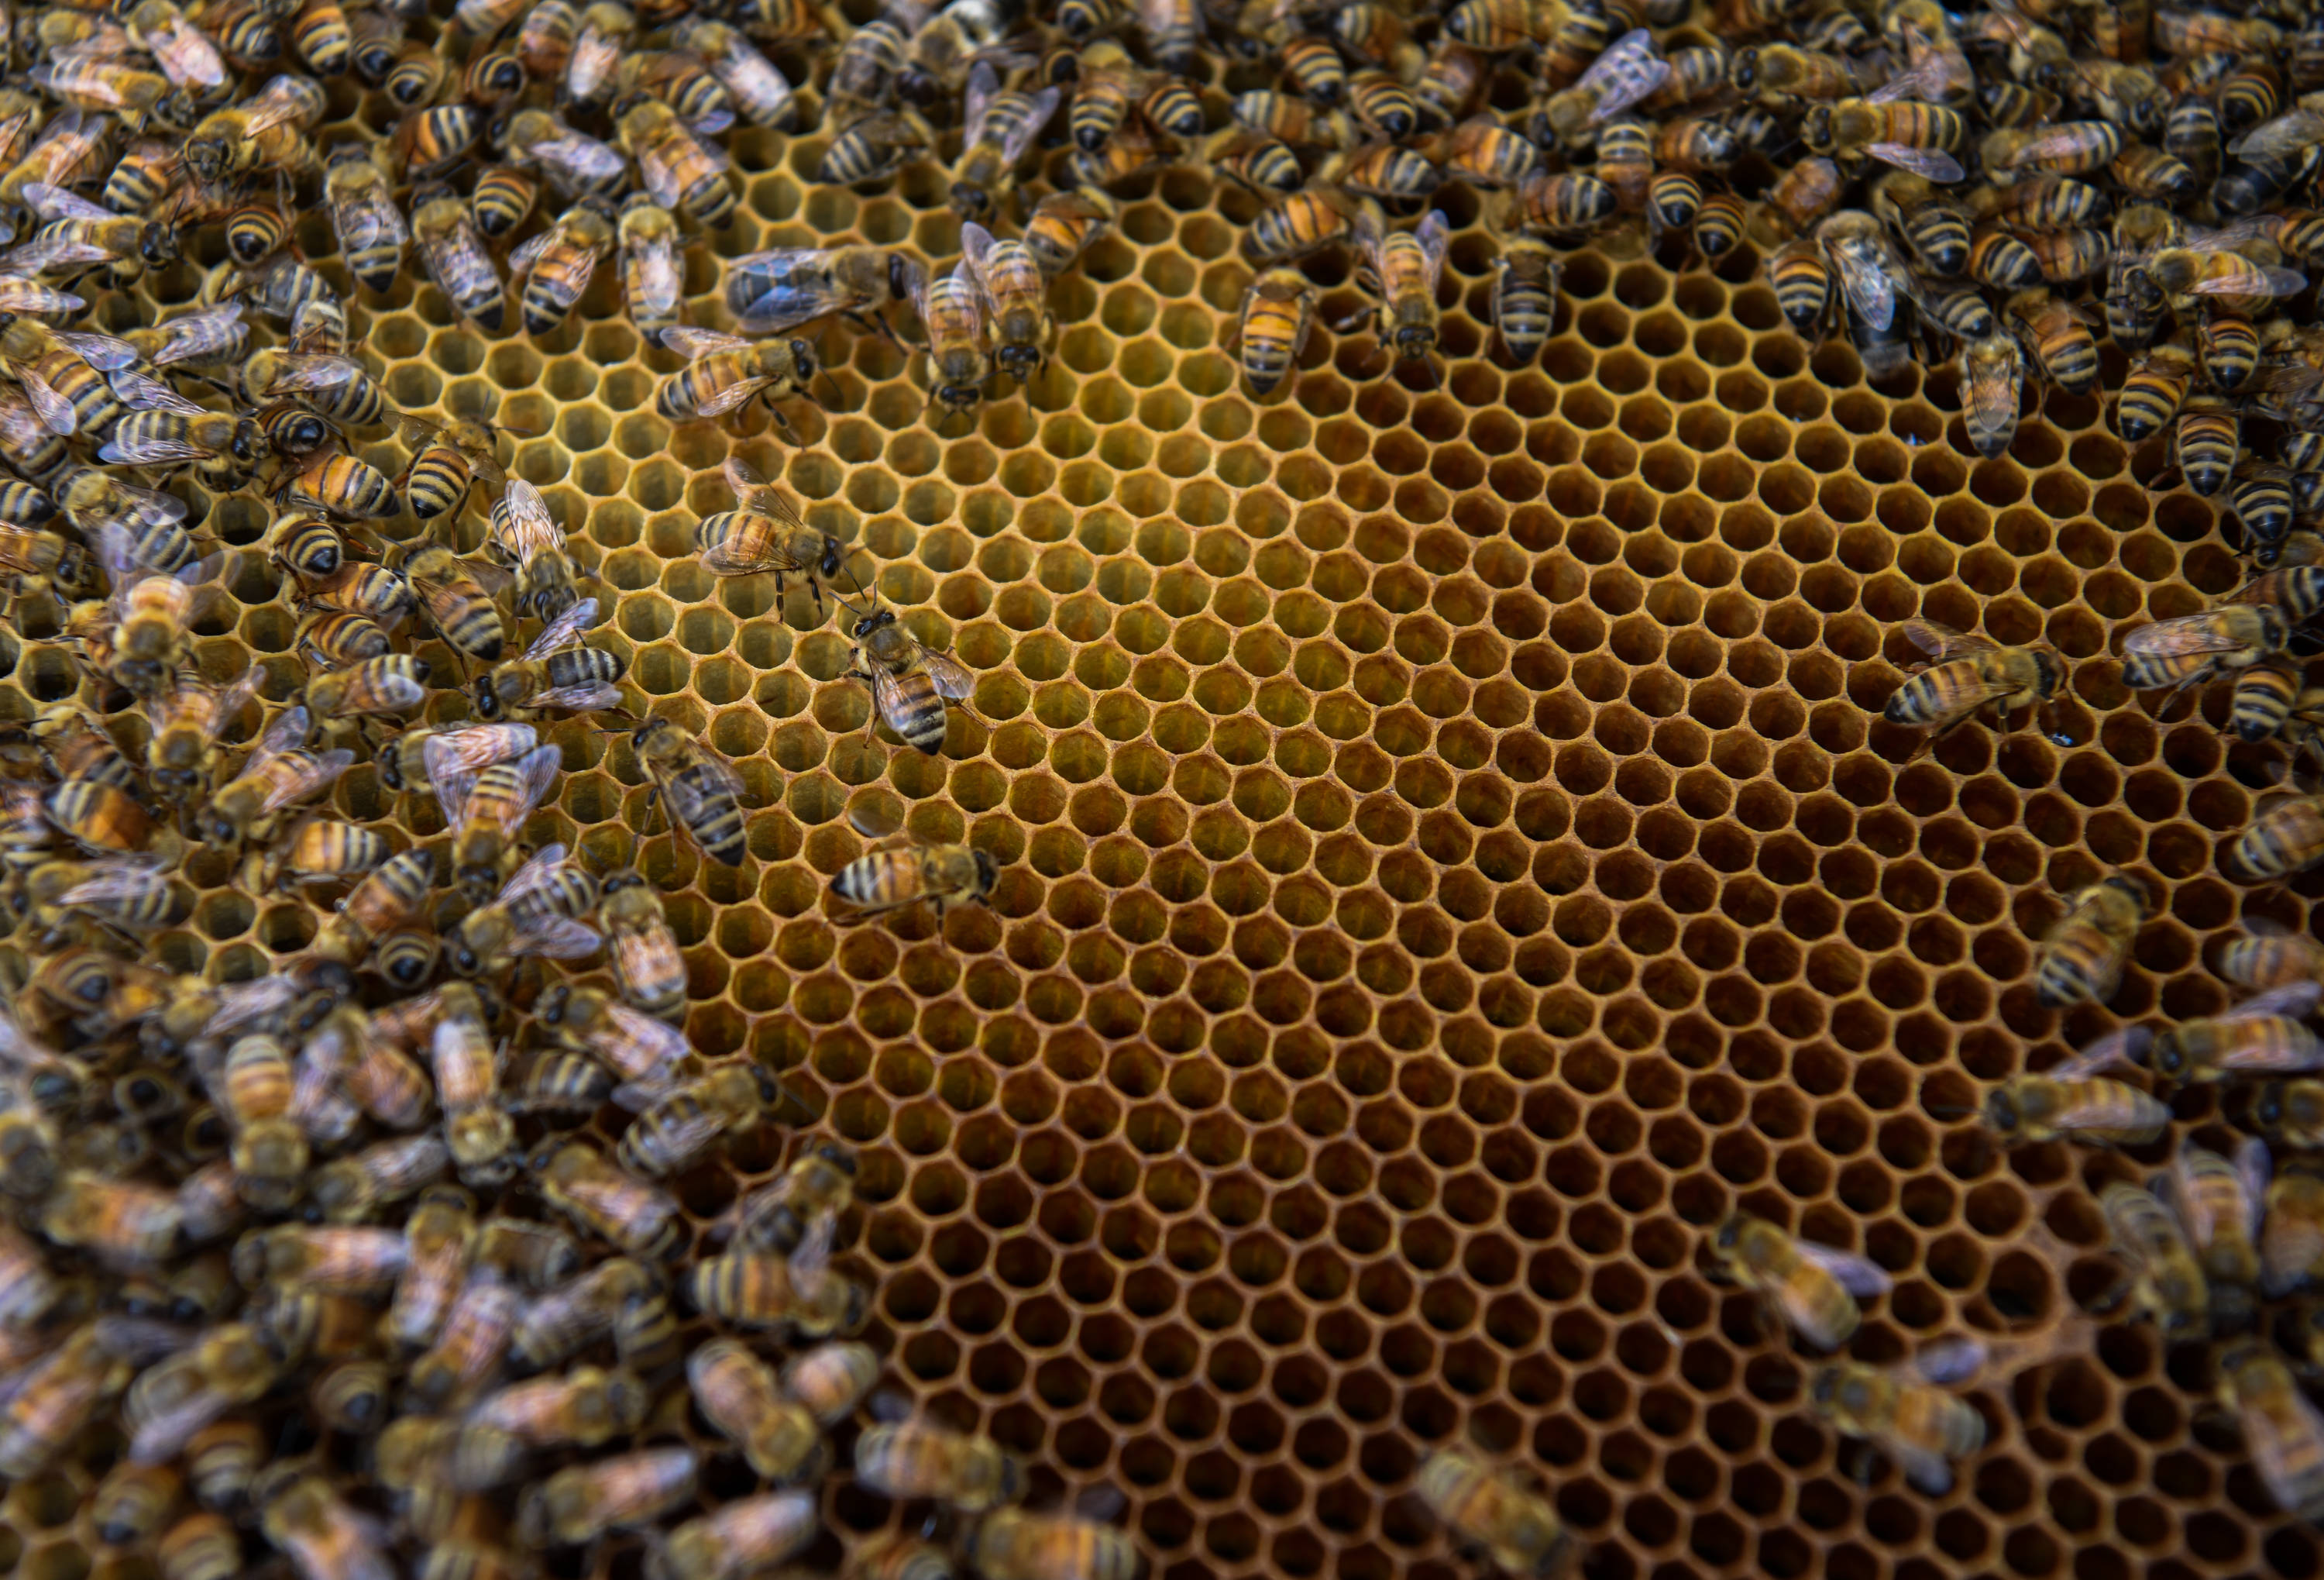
[{"left": 0, "top": 19, "right": 2312, "bottom": 1580}]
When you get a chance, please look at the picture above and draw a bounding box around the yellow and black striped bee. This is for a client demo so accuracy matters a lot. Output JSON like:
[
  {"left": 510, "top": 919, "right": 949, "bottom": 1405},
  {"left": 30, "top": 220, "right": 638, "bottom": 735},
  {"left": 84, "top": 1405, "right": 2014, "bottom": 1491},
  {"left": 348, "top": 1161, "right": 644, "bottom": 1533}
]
[
  {"left": 2234, "top": 466, "right": 2300, "bottom": 553},
  {"left": 631, "top": 715, "right": 748, "bottom": 866},
  {"left": 599, "top": 869, "right": 686, "bottom": 1020},
  {"left": 1871, "top": 171, "right": 1968, "bottom": 277},
  {"left": 617, "top": 195, "right": 684, "bottom": 340},
  {"left": 2116, "top": 343, "right": 2197, "bottom": 442},
  {"left": 280, "top": 448, "right": 401, "bottom": 522},
  {"left": 1765, "top": 239, "right": 1832, "bottom": 336},
  {"left": 2033, "top": 874, "right": 2148, "bottom": 1008},
  {"left": 619, "top": 95, "right": 737, "bottom": 230},
  {"left": 2174, "top": 396, "right": 2243, "bottom": 498},
  {"left": 2008, "top": 289, "right": 2099, "bottom": 396},
  {"left": 486, "top": 476, "right": 583, "bottom": 623},
  {"left": 473, "top": 594, "right": 626, "bottom": 720},
  {"left": 1216, "top": 132, "right": 1306, "bottom": 198},
  {"left": 322, "top": 142, "right": 406, "bottom": 296},
  {"left": 832, "top": 838, "right": 1000, "bottom": 922},
  {"left": 1233, "top": 267, "right": 1316, "bottom": 398},
  {"left": 402, "top": 545, "right": 507, "bottom": 667},
  {"left": 960, "top": 222, "right": 1050, "bottom": 384},
  {"left": 839, "top": 586, "right": 979, "bottom": 756},
  {"left": 2122, "top": 601, "right": 2288, "bottom": 697},
  {"left": 2234, "top": 658, "right": 2306, "bottom": 745},
  {"left": 1883, "top": 619, "right": 2062, "bottom": 738},
  {"left": 655, "top": 326, "right": 820, "bottom": 438},
  {"left": 469, "top": 165, "right": 540, "bottom": 241},
  {"left": 394, "top": 413, "right": 519, "bottom": 523},
  {"left": 412, "top": 184, "right": 506, "bottom": 332},
  {"left": 508, "top": 200, "right": 616, "bottom": 338},
  {"left": 1435, "top": 116, "right": 1540, "bottom": 190}
]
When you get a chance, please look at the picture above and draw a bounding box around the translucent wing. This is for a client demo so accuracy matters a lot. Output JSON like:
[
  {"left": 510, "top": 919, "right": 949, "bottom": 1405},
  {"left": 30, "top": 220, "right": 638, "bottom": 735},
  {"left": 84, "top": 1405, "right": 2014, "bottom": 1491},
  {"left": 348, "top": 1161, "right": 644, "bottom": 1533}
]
[
  {"left": 1868, "top": 56, "right": 1948, "bottom": 104},
  {"left": 143, "top": 14, "right": 228, "bottom": 88},
  {"left": 57, "top": 857, "right": 170, "bottom": 907},
  {"left": 1793, "top": 1241, "right": 1894, "bottom": 1299},
  {"left": 2046, "top": 1026, "right": 2154, "bottom": 1079},
  {"left": 260, "top": 354, "right": 364, "bottom": 393},
  {"left": 638, "top": 144, "right": 685, "bottom": 210},
  {"left": 958, "top": 221, "right": 999, "bottom": 305},
  {"left": 110, "top": 374, "right": 207, "bottom": 415},
  {"left": 631, "top": 232, "right": 682, "bottom": 321},
  {"left": 1577, "top": 29, "right": 1669, "bottom": 125},
  {"left": 728, "top": 249, "right": 851, "bottom": 330},
  {"left": 1901, "top": 619, "right": 1994, "bottom": 659},
  {"left": 422, "top": 722, "right": 538, "bottom": 780},
  {"left": 519, "top": 594, "right": 599, "bottom": 663},
  {"left": 15, "top": 369, "right": 76, "bottom": 435},
  {"left": 868, "top": 666, "right": 922, "bottom": 741},
  {"left": 497, "top": 842, "right": 572, "bottom": 905},
  {"left": 0, "top": 277, "right": 83, "bottom": 315},
  {"left": 533, "top": 133, "right": 629, "bottom": 184},
  {"left": 336, "top": 191, "right": 410, "bottom": 256},
  {"left": 2230, "top": 109, "right": 2324, "bottom": 162},
  {"left": 2217, "top": 982, "right": 2323, "bottom": 1023},
  {"left": 500, "top": 743, "right": 565, "bottom": 833},
  {"left": 507, "top": 229, "right": 554, "bottom": 278},
  {"left": 1827, "top": 243, "right": 1899, "bottom": 332},
  {"left": 493, "top": 480, "right": 566, "bottom": 568},
  {"left": 660, "top": 325, "right": 755, "bottom": 360},
  {"left": 993, "top": 87, "right": 1062, "bottom": 165},
  {"left": 1415, "top": 210, "right": 1450, "bottom": 295},
  {"left": 963, "top": 60, "right": 999, "bottom": 139},
  {"left": 2185, "top": 260, "right": 2308, "bottom": 297},
  {"left": 2239, "top": 1136, "right": 2273, "bottom": 1242},
  {"left": 424, "top": 735, "right": 480, "bottom": 828},
  {"left": 510, "top": 914, "right": 603, "bottom": 959},
  {"left": 1868, "top": 144, "right": 1965, "bottom": 183},
  {"left": 2120, "top": 612, "right": 2259, "bottom": 656},
  {"left": 524, "top": 682, "right": 625, "bottom": 712},
  {"left": 22, "top": 182, "right": 117, "bottom": 222},
  {"left": 918, "top": 647, "right": 975, "bottom": 704},
  {"left": 3, "top": 236, "right": 119, "bottom": 273}
]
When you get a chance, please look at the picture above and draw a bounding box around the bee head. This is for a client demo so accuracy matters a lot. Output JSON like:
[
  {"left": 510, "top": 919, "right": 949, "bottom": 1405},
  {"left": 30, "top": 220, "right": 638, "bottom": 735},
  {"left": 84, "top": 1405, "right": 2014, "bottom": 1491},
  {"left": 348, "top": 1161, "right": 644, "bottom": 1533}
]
[
  {"left": 449, "top": 941, "right": 483, "bottom": 977},
  {"left": 1712, "top": 1213, "right": 1746, "bottom": 1252},
  {"left": 2147, "top": 1034, "right": 2184, "bottom": 1079},
  {"left": 972, "top": 849, "right": 1000, "bottom": 894},
  {"left": 2257, "top": 1083, "right": 2285, "bottom": 1127},
  {"left": 1982, "top": 1087, "right": 2016, "bottom": 1134},
  {"left": 2102, "top": 874, "right": 2150, "bottom": 912},
  {"left": 472, "top": 679, "right": 502, "bottom": 719},
  {"left": 1729, "top": 48, "right": 1758, "bottom": 92},
  {"left": 948, "top": 182, "right": 992, "bottom": 223},
  {"left": 789, "top": 338, "right": 817, "bottom": 380},
  {"left": 1800, "top": 104, "right": 1833, "bottom": 153},
  {"left": 886, "top": 253, "right": 926, "bottom": 304},
  {"left": 751, "top": 1065, "right": 785, "bottom": 1107},
  {"left": 229, "top": 420, "right": 267, "bottom": 464},
  {"left": 139, "top": 224, "right": 177, "bottom": 267},
  {"left": 852, "top": 607, "right": 894, "bottom": 640},
  {"left": 2031, "top": 647, "right": 2066, "bottom": 701},
  {"left": 535, "top": 983, "right": 571, "bottom": 1024}
]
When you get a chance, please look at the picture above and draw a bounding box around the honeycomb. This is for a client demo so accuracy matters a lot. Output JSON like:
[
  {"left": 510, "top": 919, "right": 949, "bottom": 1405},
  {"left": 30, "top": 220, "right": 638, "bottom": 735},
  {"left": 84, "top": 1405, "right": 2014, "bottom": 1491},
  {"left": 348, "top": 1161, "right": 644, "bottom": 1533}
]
[{"left": 3, "top": 12, "right": 2319, "bottom": 1580}]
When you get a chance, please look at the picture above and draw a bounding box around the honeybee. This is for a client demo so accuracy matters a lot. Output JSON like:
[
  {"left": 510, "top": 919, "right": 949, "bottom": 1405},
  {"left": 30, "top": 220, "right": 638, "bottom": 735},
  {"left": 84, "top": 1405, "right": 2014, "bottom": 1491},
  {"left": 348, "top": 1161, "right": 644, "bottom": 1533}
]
[
  {"left": 671, "top": 19, "right": 796, "bottom": 128},
  {"left": 654, "top": 325, "right": 820, "bottom": 437},
  {"left": 1979, "top": 1052, "right": 2171, "bottom": 1148},
  {"left": 448, "top": 841, "right": 599, "bottom": 977},
  {"left": 535, "top": 983, "right": 688, "bottom": 1087},
  {"left": 657, "top": 1490, "right": 820, "bottom": 1580},
  {"left": 477, "top": 477, "right": 584, "bottom": 625},
  {"left": 457, "top": 1365, "right": 650, "bottom": 1487},
  {"left": 2116, "top": 342, "right": 2197, "bottom": 441},
  {"left": 2137, "top": 243, "right": 2309, "bottom": 312},
  {"left": 304, "top": 653, "right": 430, "bottom": 727},
  {"left": 261, "top": 1475, "right": 395, "bottom": 1580},
  {"left": 948, "top": 63, "right": 1060, "bottom": 222},
  {"left": 203, "top": 704, "right": 355, "bottom": 845},
  {"left": 618, "top": 95, "right": 735, "bottom": 230},
  {"left": 687, "top": 1340, "right": 830, "bottom": 1482},
  {"left": 1230, "top": 268, "right": 1317, "bottom": 399},
  {"left": 411, "top": 185, "right": 506, "bottom": 333},
  {"left": 495, "top": 109, "right": 627, "bottom": 200},
  {"left": 2100, "top": 1179, "right": 2211, "bottom": 1335},
  {"left": 98, "top": 392, "right": 270, "bottom": 491},
  {"left": 1879, "top": 620, "right": 2061, "bottom": 741},
  {"left": 507, "top": 1255, "right": 658, "bottom": 1368},
  {"left": 92, "top": 1461, "right": 184, "bottom": 1546},
  {"left": 41, "top": 1173, "right": 184, "bottom": 1266},
  {"left": 183, "top": 73, "right": 325, "bottom": 184},
  {"left": 724, "top": 245, "right": 925, "bottom": 343},
  {"left": 0, "top": 1325, "right": 132, "bottom": 1478},
  {"left": 783, "top": 1339, "right": 881, "bottom": 1423},
  {"left": 471, "top": 166, "right": 539, "bottom": 240},
  {"left": 2214, "top": 1342, "right": 2324, "bottom": 1520},
  {"left": 470, "top": 600, "right": 621, "bottom": 728},
  {"left": 1805, "top": 1360, "right": 1985, "bottom": 1495},
  {"left": 1533, "top": 26, "right": 1668, "bottom": 150},
  {"left": 689, "top": 456, "right": 843, "bottom": 617},
  {"left": 310, "top": 845, "right": 436, "bottom": 969},
  {"left": 631, "top": 714, "right": 749, "bottom": 868},
  {"left": 5, "top": 181, "right": 176, "bottom": 285},
  {"left": 574, "top": 869, "right": 683, "bottom": 1023},
  {"left": 686, "top": 1243, "right": 866, "bottom": 1336},
  {"left": 914, "top": 266, "right": 988, "bottom": 425},
  {"left": 508, "top": 200, "right": 616, "bottom": 339},
  {"left": 397, "top": 546, "right": 507, "bottom": 670},
  {"left": 617, "top": 1063, "right": 786, "bottom": 1177},
  {"left": 535, "top": 1142, "right": 681, "bottom": 1261},
  {"left": 1800, "top": 61, "right": 1967, "bottom": 182},
  {"left": 1416, "top": 1449, "right": 1573, "bottom": 1579},
  {"left": 0, "top": 514, "right": 92, "bottom": 617},
  {"left": 2168, "top": 1137, "right": 2268, "bottom": 1330},
  {"left": 961, "top": 222, "right": 1052, "bottom": 384},
  {"left": 2031, "top": 873, "right": 2147, "bottom": 1009},
  {"left": 308, "top": 1133, "right": 451, "bottom": 1224},
  {"left": 2145, "top": 983, "right": 2324, "bottom": 1083},
  {"left": 435, "top": 739, "right": 564, "bottom": 903},
  {"left": 855, "top": 1410, "right": 1026, "bottom": 1511},
  {"left": 2219, "top": 919, "right": 2324, "bottom": 992},
  {"left": 26, "top": 53, "right": 191, "bottom": 136},
  {"left": 2122, "top": 603, "right": 2291, "bottom": 701},
  {"left": 607, "top": 194, "right": 686, "bottom": 341},
  {"left": 1706, "top": 1213, "right": 1892, "bottom": 1351},
  {"left": 211, "top": 1033, "right": 307, "bottom": 1211},
  {"left": 406, "top": 1268, "right": 521, "bottom": 1411}
]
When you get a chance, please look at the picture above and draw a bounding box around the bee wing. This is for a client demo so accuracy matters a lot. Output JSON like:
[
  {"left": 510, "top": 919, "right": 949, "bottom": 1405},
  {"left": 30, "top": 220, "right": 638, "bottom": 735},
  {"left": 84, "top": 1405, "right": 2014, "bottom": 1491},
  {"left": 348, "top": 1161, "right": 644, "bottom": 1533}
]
[
  {"left": 511, "top": 914, "right": 603, "bottom": 960},
  {"left": 528, "top": 682, "right": 626, "bottom": 712},
  {"left": 2220, "top": 982, "right": 2324, "bottom": 1023},
  {"left": 240, "top": 95, "right": 313, "bottom": 138},
  {"left": 2120, "top": 614, "right": 2260, "bottom": 656},
  {"left": 2238, "top": 1136, "right": 2274, "bottom": 1243},
  {"left": 518, "top": 594, "right": 600, "bottom": 663},
  {"left": 507, "top": 229, "right": 554, "bottom": 278},
  {"left": 790, "top": 1209, "right": 837, "bottom": 1280},
  {"left": 535, "top": 133, "right": 629, "bottom": 184},
  {"left": 2047, "top": 1026, "right": 2154, "bottom": 1080},
  {"left": 260, "top": 749, "right": 355, "bottom": 815},
  {"left": 263, "top": 354, "right": 365, "bottom": 393},
  {"left": 211, "top": 667, "right": 265, "bottom": 735},
  {"left": 867, "top": 665, "right": 922, "bottom": 740},
  {"left": 2, "top": 236, "right": 119, "bottom": 274},
  {"left": 638, "top": 144, "right": 686, "bottom": 210},
  {"left": 659, "top": 325, "right": 755, "bottom": 360},
  {"left": 111, "top": 375, "right": 208, "bottom": 417},
  {"left": 2229, "top": 110, "right": 2324, "bottom": 163},
  {"left": 1900, "top": 619, "right": 1992, "bottom": 659},
  {"left": 1793, "top": 1241, "right": 1894, "bottom": 1299},
  {"left": 111, "top": 480, "right": 190, "bottom": 526},
  {"left": 632, "top": 233, "right": 682, "bottom": 320},
  {"left": 1578, "top": 29, "right": 1669, "bottom": 124},
  {"left": 1415, "top": 210, "right": 1451, "bottom": 295},
  {"left": 918, "top": 647, "right": 976, "bottom": 705},
  {"left": 1867, "top": 143, "right": 1965, "bottom": 183},
  {"left": 21, "top": 183, "right": 115, "bottom": 223},
  {"left": 958, "top": 221, "right": 999, "bottom": 305},
  {"left": 2185, "top": 260, "right": 2309, "bottom": 298},
  {"left": 367, "top": 668, "right": 431, "bottom": 712},
  {"left": 0, "top": 277, "right": 83, "bottom": 315},
  {"left": 996, "top": 87, "right": 1063, "bottom": 166},
  {"left": 1827, "top": 243, "right": 1899, "bottom": 332},
  {"left": 1868, "top": 57, "right": 1947, "bottom": 104},
  {"left": 146, "top": 15, "right": 229, "bottom": 89},
  {"left": 12, "top": 367, "right": 76, "bottom": 436},
  {"left": 963, "top": 60, "right": 999, "bottom": 139},
  {"left": 495, "top": 480, "right": 567, "bottom": 570},
  {"left": 1911, "top": 1337, "right": 1989, "bottom": 1387},
  {"left": 425, "top": 738, "right": 480, "bottom": 828},
  {"left": 57, "top": 859, "right": 171, "bottom": 907}
]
